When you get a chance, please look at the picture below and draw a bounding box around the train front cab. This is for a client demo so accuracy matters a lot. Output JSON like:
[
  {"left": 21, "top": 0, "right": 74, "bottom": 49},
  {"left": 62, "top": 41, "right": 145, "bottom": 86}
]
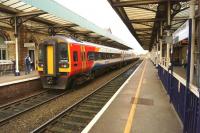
[{"left": 38, "top": 40, "right": 71, "bottom": 89}]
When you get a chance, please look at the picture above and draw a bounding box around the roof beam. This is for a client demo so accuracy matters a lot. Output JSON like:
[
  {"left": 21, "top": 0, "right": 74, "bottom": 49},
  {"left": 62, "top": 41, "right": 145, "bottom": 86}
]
[
  {"left": 113, "top": 0, "right": 188, "bottom": 7},
  {"left": 0, "top": 10, "right": 46, "bottom": 20},
  {"left": 131, "top": 17, "right": 188, "bottom": 23},
  {"left": 134, "top": 28, "right": 152, "bottom": 31}
]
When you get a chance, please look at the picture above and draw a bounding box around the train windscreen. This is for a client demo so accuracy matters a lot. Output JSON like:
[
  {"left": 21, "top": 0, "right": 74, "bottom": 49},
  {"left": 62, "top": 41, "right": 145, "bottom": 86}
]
[
  {"left": 38, "top": 45, "right": 44, "bottom": 67},
  {"left": 59, "top": 43, "right": 69, "bottom": 68}
]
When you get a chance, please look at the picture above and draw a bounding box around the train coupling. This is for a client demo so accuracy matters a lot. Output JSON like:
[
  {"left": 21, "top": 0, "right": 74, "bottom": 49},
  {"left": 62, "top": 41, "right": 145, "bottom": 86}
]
[{"left": 47, "top": 76, "right": 56, "bottom": 85}]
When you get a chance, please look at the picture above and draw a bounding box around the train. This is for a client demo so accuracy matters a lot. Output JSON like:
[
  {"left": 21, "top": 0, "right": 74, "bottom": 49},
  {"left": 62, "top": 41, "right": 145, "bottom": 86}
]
[{"left": 37, "top": 35, "right": 137, "bottom": 89}]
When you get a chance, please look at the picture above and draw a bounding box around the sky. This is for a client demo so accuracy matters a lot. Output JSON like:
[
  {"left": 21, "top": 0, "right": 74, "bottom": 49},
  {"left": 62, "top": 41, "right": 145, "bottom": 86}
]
[{"left": 54, "top": 0, "right": 145, "bottom": 54}]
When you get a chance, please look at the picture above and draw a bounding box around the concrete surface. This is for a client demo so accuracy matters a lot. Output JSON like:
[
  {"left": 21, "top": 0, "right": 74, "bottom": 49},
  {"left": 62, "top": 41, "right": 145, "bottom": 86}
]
[{"left": 89, "top": 59, "right": 182, "bottom": 133}]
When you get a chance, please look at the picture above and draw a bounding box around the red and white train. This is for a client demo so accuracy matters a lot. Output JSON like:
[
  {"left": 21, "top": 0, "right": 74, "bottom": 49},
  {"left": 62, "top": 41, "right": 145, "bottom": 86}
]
[{"left": 38, "top": 36, "right": 137, "bottom": 89}]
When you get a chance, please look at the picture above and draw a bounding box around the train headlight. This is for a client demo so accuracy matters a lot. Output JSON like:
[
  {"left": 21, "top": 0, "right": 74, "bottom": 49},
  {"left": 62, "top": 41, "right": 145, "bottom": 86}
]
[
  {"left": 38, "top": 63, "right": 43, "bottom": 67},
  {"left": 59, "top": 60, "right": 69, "bottom": 68}
]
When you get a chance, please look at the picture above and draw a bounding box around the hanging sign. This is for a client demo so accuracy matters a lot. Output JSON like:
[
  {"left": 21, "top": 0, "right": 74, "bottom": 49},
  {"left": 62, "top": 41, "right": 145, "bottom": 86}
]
[{"left": 172, "top": 20, "right": 189, "bottom": 44}]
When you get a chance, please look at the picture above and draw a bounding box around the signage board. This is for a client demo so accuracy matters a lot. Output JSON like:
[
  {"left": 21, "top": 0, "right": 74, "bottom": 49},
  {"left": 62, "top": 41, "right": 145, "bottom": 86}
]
[
  {"left": 24, "top": 43, "right": 35, "bottom": 47},
  {"left": 172, "top": 20, "right": 189, "bottom": 44},
  {"left": 4, "top": 41, "right": 15, "bottom": 44}
]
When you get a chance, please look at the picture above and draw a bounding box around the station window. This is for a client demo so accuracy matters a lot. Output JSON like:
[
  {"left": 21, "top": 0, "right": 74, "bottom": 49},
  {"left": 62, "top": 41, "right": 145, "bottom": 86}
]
[
  {"left": 0, "top": 36, "right": 7, "bottom": 60},
  {"left": 73, "top": 51, "right": 78, "bottom": 61}
]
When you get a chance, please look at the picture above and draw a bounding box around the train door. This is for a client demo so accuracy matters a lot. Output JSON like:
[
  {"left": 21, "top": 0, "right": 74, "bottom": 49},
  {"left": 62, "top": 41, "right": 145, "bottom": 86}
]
[
  {"left": 85, "top": 46, "right": 95, "bottom": 71},
  {"left": 71, "top": 43, "right": 81, "bottom": 74},
  {"left": 46, "top": 45, "right": 56, "bottom": 75},
  {"left": 81, "top": 45, "right": 86, "bottom": 72}
]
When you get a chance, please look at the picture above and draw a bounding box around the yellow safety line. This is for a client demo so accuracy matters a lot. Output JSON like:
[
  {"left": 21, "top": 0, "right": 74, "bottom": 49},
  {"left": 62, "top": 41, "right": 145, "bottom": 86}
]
[{"left": 124, "top": 60, "right": 147, "bottom": 133}]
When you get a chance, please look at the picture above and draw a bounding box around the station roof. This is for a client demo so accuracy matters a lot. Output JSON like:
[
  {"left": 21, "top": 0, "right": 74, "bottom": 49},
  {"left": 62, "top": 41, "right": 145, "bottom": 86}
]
[
  {"left": 0, "top": 0, "right": 131, "bottom": 50},
  {"left": 108, "top": 0, "right": 191, "bottom": 50}
]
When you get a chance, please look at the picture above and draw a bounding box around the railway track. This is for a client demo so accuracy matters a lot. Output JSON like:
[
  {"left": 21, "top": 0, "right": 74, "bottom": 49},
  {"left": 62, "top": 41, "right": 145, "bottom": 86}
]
[
  {"left": 32, "top": 60, "right": 142, "bottom": 133},
  {"left": 0, "top": 89, "right": 68, "bottom": 126}
]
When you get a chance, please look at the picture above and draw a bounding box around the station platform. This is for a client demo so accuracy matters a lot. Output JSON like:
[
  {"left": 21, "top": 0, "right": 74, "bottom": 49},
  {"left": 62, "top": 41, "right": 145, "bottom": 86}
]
[
  {"left": 0, "top": 71, "right": 39, "bottom": 87},
  {"left": 88, "top": 59, "right": 182, "bottom": 133}
]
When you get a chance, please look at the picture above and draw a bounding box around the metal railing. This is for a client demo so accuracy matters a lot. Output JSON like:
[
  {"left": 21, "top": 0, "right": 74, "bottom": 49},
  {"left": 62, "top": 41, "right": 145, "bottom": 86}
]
[{"left": 158, "top": 65, "right": 200, "bottom": 133}]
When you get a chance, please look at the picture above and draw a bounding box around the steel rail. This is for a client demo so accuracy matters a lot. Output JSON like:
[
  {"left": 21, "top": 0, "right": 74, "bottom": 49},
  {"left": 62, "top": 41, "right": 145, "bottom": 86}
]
[
  {"left": 32, "top": 60, "right": 142, "bottom": 133},
  {"left": 0, "top": 89, "right": 69, "bottom": 126}
]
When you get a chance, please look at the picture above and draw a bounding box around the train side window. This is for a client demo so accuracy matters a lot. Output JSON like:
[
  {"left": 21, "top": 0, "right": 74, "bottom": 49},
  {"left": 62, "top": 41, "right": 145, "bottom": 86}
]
[
  {"left": 73, "top": 51, "right": 78, "bottom": 61},
  {"left": 88, "top": 52, "right": 94, "bottom": 61}
]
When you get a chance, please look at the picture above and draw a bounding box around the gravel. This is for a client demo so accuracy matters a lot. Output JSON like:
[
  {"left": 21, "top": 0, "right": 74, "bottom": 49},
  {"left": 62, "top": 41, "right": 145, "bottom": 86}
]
[{"left": 0, "top": 63, "right": 134, "bottom": 133}]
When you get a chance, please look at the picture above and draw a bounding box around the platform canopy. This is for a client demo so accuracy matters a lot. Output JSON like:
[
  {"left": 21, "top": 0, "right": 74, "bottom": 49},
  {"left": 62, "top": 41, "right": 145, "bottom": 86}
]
[
  {"left": 108, "top": 0, "right": 191, "bottom": 50},
  {"left": 0, "top": 0, "right": 131, "bottom": 50}
]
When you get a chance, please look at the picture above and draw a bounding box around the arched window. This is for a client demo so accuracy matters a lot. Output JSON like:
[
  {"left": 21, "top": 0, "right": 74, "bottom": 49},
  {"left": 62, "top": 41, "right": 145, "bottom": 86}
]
[{"left": 0, "top": 35, "right": 7, "bottom": 60}]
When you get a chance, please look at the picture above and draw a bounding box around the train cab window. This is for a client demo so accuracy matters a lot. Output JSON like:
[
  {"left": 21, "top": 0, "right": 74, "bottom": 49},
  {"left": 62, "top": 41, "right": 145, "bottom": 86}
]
[
  {"left": 73, "top": 51, "right": 78, "bottom": 61},
  {"left": 38, "top": 45, "right": 44, "bottom": 66},
  {"left": 59, "top": 44, "right": 68, "bottom": 60},
  {"left": 88, "top": 52, "right": 95, "bottom": 61}
]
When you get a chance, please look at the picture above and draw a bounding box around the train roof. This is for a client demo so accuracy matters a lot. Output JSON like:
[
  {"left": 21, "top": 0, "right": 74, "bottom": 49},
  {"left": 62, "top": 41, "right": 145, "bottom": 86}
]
[{"left": 46, "top": 35, "right": 123, "bottom": 52}]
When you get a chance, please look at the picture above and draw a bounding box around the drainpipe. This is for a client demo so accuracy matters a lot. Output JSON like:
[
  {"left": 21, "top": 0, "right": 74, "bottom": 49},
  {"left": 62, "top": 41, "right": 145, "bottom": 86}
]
[
  {"left": 189, "top": 0, "right": 195, "bottom": 84},
  {"left": 14, "top": 17, "right": 20, "bottom": 76}
]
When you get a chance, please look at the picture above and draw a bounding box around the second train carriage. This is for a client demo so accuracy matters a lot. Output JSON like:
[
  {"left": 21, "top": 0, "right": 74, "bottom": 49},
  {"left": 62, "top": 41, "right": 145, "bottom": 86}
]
[{"left": 38, "top": 36, "right": 136, "bottom": 89}]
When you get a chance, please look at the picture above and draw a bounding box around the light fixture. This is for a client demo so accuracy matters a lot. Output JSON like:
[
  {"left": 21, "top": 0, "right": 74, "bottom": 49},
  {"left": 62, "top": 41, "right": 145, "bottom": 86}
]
[{"left": 172, "top": 3, "right": 181, "bottom": 11}]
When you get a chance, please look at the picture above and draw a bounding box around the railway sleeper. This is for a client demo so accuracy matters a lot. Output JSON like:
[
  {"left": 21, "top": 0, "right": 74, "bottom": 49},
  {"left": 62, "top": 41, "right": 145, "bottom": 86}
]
[
  {"left": 69, "top": 113, "right": 92, "bottom": 120},
  {"left": 48, "top": 123, "right": 81, "bottom": 133},
  {"left": 72, "top": 110, "right": 95, "bottom": 117},
  {"left": 85, "top": 100, "right": 105, "bottom": 105},
  {"left": 58, "top": 119, "right": 86, "bottom": 129},
  {"left": 97, "top": 92, "right": 115, "bottom": 96},
  {"left": 77, "top": 108, "right": 97, "bottom": 114},
  {"left": 61, "top": 115, "right": 90, "bottom": 123},
  {"left": 78, "top": 106, "right": 100, "bottom": 112},
  {"left": 88, "top": 97, "right": 107, "bottom": 102},
  {"left": 93, "top": 94, "right": 111, "bottom": 98},
  {"left": 47, "top": 128, "right": 74, "bottom": 133},
  {"left": 80, "top": 103, "right": 101, "bottom": 109}
]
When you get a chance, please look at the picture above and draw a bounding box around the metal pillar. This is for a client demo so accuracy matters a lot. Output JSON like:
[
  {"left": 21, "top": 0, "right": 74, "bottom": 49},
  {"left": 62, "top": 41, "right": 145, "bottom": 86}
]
[
  {"left": 197, "top": 0, "right": 200, "bottom": 90},
  {"left": 160, "top": 22, "right": 163, "bottom": 65},
  {"left": 167, "top": 1, "right": 171, "bottom": 68},
  {"left": 14, "top": 17, "right": 20, "bottom": 76},
  {"left": 156, "top": 31, "right": 159, "bottom": 67},
  {"left": 196, "top": 1, "right": 200, "bottom": 133},
  {"left": 189, "top": 0, "right": 196, "bottom": 83}
]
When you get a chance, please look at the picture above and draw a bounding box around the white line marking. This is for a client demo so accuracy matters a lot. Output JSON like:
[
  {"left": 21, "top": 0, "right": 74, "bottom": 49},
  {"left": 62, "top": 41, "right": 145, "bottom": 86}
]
[
  {"left": 0, "top": 76, "right": 40, "bottom": 87},
  {"left": 81, "top": 61, "right": 143, "bottom": 133}
]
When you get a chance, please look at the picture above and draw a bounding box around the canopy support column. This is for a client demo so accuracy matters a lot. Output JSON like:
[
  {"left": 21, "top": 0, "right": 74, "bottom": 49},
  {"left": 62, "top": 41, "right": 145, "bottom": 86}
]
[
  {"left": 160, "top": 22, "right": 163, "bottom": 65},
  {"left": 189, "top": 0, "right": 196, "bottom": 83},
  {"left": 14, "top": 17, "right": 20, "bottom": 76},
  {"left": 167, "top": 1, "right": 171, "bottom": 68}
]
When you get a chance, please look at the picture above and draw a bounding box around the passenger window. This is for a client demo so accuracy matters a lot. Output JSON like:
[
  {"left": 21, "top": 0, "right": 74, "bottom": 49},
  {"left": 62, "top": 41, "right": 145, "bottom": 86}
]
[
  {"left": 73, "top": 51, "right": 78, "bottom": 61},
  {"left": 88, "top": 52, "right": 95, "bottom": 61}
]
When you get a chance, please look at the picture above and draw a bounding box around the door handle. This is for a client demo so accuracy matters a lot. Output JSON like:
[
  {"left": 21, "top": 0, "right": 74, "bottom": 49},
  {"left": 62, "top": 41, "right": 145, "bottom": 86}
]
[{"left": 74, "top": 63, "right": 78, "bottom": 66}]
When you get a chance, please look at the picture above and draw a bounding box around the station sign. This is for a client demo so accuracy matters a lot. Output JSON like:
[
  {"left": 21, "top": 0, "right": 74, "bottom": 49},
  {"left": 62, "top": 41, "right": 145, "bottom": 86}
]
[
  {"left": 24, "top": 42, "right": 35, "bottom": 47},
  {"left": 172, "top": 20, "right": 189, "bottom": 44}
]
